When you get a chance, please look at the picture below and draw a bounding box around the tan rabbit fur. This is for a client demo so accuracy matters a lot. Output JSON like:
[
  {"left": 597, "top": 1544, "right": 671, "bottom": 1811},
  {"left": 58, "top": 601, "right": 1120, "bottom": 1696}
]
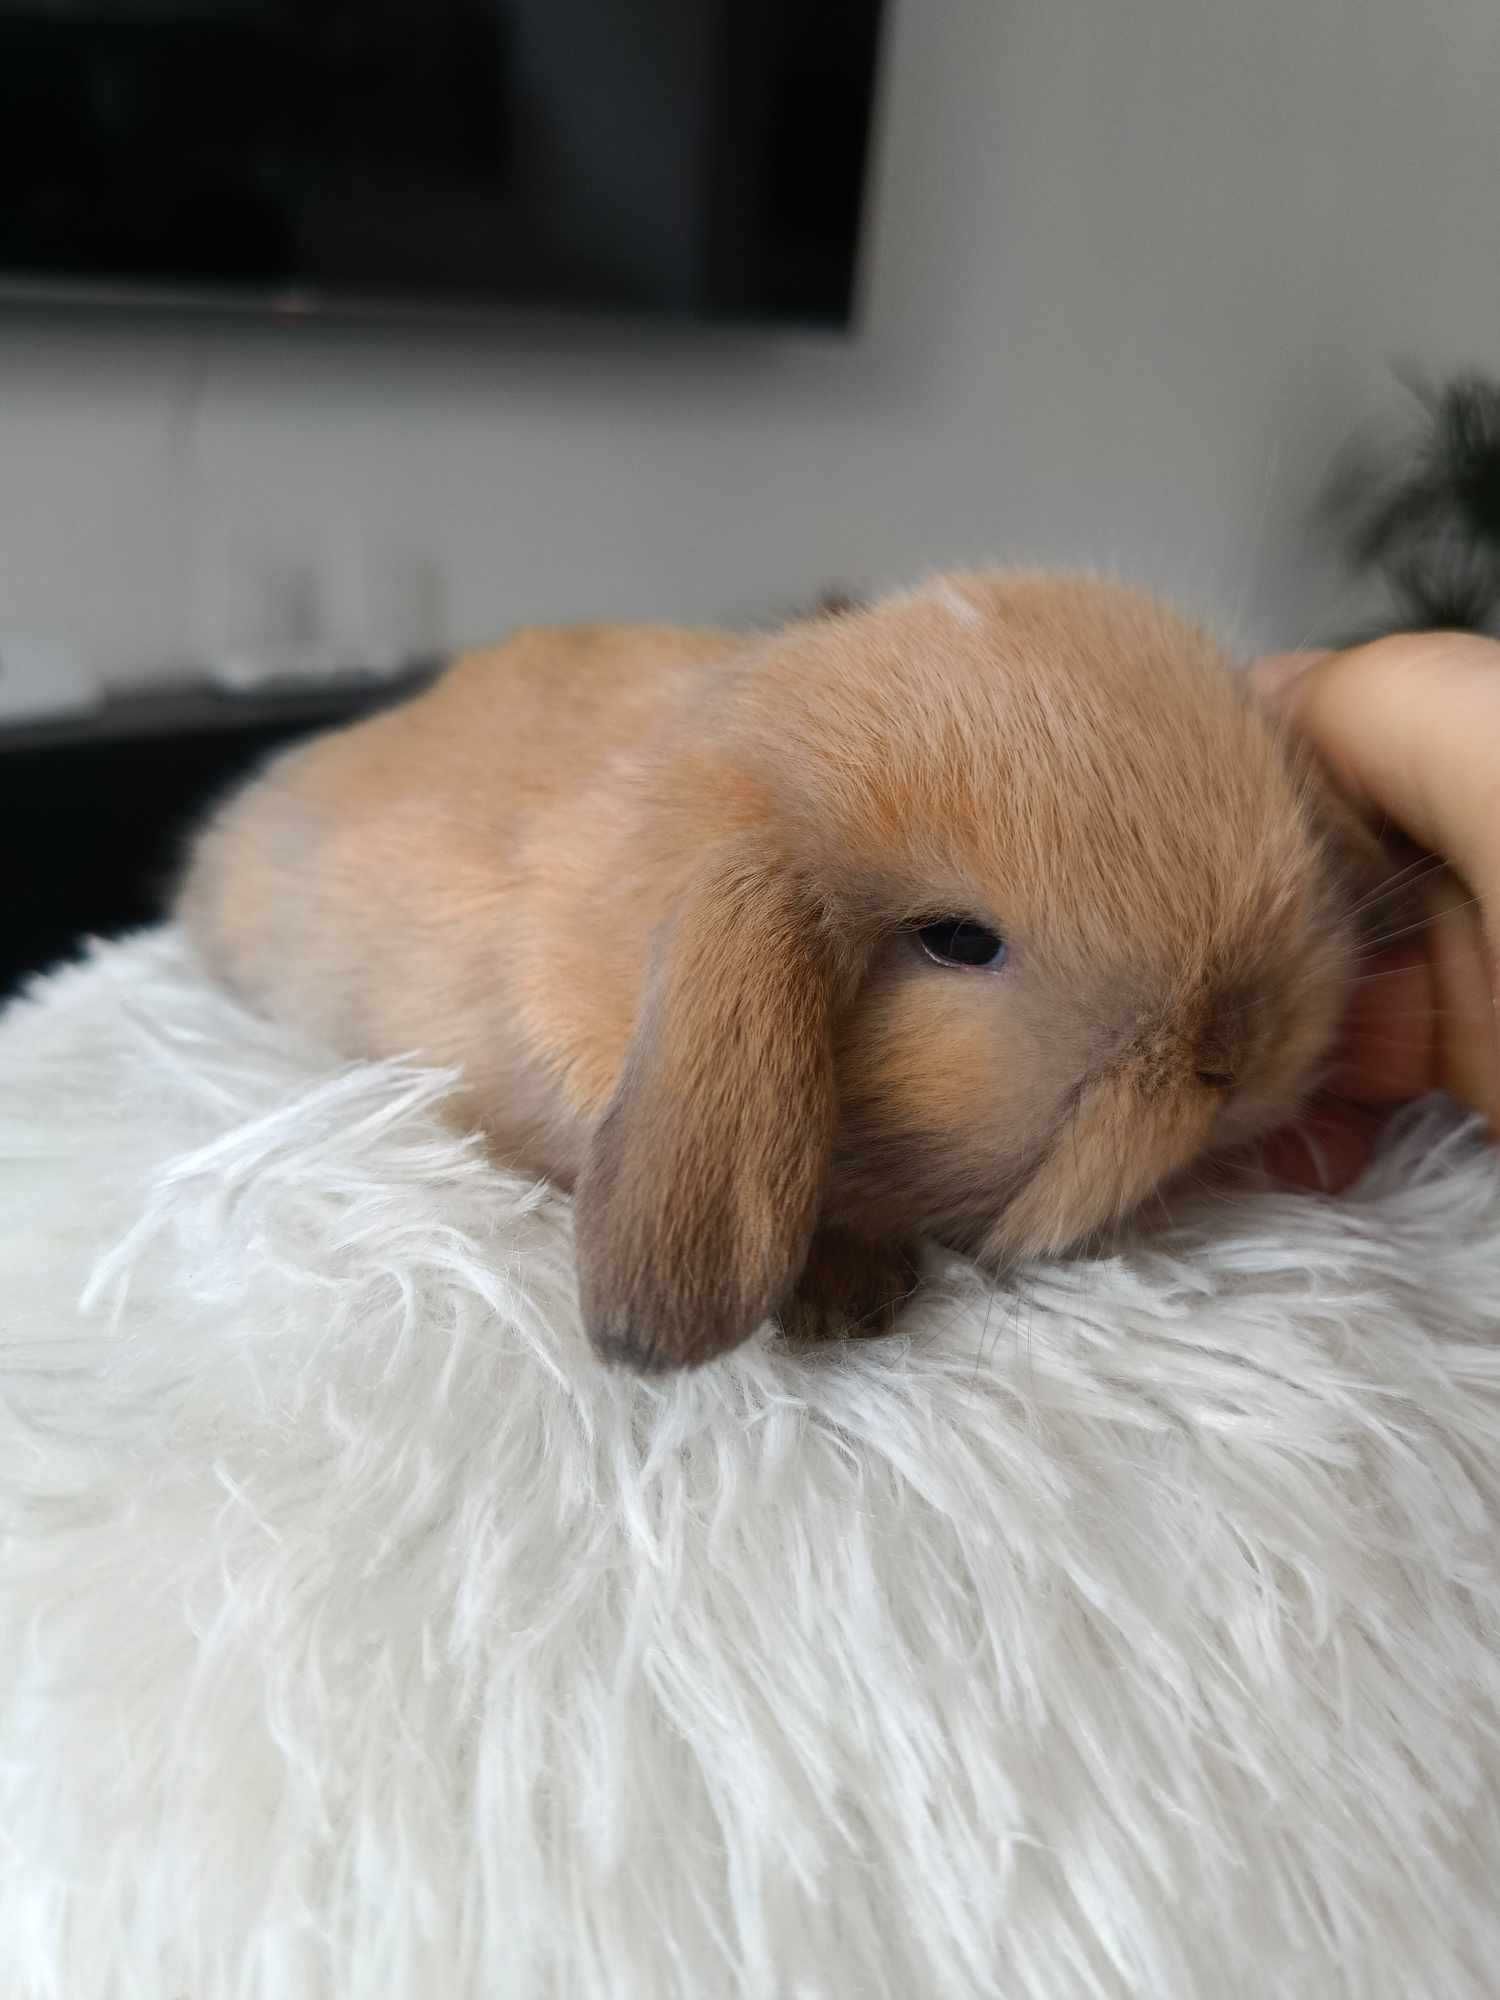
[{"left": 179, "top": 571, "right": 1364, "bottom": 1370}]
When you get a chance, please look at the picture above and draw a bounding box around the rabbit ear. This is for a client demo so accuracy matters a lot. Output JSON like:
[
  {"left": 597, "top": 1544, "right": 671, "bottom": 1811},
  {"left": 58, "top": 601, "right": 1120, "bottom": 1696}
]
[{"left": 575, "top": 842, "right": 849, "bottom": 1371}]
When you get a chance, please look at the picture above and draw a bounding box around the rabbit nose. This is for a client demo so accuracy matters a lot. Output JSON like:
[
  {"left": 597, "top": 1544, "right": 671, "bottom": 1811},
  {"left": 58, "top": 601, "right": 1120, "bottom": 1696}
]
[{"left": 1196, "top": 989, "right": 1249, "bottom": 1090}]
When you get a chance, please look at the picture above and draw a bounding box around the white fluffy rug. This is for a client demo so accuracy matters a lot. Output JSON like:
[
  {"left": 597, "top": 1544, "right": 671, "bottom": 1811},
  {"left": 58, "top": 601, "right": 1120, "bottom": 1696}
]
[{"left": 4, "top": 934, "right": 1500, "bottom": 2000}]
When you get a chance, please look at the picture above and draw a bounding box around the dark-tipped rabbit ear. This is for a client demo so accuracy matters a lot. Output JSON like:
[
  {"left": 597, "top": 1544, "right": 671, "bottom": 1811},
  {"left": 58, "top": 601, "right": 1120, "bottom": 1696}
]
[{"left": 575, "top": 841, "right": 850, "bottom": 1372}]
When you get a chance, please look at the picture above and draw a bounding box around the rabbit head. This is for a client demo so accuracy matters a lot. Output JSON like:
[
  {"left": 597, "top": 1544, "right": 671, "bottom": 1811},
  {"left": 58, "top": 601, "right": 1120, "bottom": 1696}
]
[{"left": 576, "top": 572, "right": 1365, "bottom": 1370}]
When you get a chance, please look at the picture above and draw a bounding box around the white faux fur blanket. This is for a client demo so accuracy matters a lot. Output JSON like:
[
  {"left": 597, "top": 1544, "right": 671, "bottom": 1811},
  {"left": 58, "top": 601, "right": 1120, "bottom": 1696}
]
[{"left": 3, "top": 932, "right": 1500, "bottom": 2000}]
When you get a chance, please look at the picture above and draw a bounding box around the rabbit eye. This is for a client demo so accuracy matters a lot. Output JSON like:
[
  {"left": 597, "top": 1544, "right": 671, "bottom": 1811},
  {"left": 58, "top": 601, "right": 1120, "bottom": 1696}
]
[{"left": 914, "top": 918, "right": 1007, "bottom": 969}]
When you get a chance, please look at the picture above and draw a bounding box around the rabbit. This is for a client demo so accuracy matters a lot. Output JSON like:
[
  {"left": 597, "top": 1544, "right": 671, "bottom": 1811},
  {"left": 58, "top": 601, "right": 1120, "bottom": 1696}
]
[{"left": 178, "top": 569, "right": 1379, "bottom": 1372}]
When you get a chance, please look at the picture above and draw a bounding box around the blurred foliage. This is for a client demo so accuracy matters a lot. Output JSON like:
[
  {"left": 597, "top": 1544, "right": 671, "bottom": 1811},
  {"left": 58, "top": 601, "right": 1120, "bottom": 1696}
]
[{"left": 1324, "top": 370, "right": 1500, "bottom": 639}]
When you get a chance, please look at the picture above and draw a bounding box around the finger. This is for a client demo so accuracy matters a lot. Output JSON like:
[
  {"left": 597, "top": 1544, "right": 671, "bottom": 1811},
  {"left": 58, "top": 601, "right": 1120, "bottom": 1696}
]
[
  {"left": 1327, "top": 948, "right": 1437, "bottom": 1103},
  {"left": 1428, "top": 874, "right": 1500, "bottom": 1134},
  {"left": 1248, "top": 650, "right": 1332, "bottom": 701},
  {"left": 1257, "top": 1097, "right": 1388, "bottom": 1192},
  {"left": 1270, "top": 633, "right": 1500, "bottom": 968}
]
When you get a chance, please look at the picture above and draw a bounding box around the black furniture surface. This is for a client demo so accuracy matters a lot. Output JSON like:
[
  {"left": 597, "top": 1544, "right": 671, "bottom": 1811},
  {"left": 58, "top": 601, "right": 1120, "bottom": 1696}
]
[{"left": 2, "top": 671, "right": 434, "bottom": 1002}]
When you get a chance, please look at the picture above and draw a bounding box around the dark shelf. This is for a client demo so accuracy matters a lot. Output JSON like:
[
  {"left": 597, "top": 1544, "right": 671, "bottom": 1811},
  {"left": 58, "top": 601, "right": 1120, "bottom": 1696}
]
[
  {"left": 2, "top": 666, "right": 437, "bottom": 1002},
  {"left": 0, "top": 666, "right": 437, "bottom": 755}
]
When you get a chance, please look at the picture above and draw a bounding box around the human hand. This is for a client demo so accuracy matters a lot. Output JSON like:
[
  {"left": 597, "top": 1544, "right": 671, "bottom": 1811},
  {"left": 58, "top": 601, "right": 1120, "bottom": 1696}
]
[{"left": 1250, "top": 631, "right": 1500, "bottom": 1190}]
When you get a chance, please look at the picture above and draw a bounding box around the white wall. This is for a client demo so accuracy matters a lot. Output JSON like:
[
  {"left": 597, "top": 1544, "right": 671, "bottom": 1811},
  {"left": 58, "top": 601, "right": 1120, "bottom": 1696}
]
[{"left": 2, "top": 0, "right": 1498, "bottom": 690}]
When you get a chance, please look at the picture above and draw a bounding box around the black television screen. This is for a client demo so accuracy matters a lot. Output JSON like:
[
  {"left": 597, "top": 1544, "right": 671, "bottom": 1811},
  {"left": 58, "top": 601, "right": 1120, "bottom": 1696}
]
[{"left": 0, "top": 0, "right": 886, "bottom": 328}]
